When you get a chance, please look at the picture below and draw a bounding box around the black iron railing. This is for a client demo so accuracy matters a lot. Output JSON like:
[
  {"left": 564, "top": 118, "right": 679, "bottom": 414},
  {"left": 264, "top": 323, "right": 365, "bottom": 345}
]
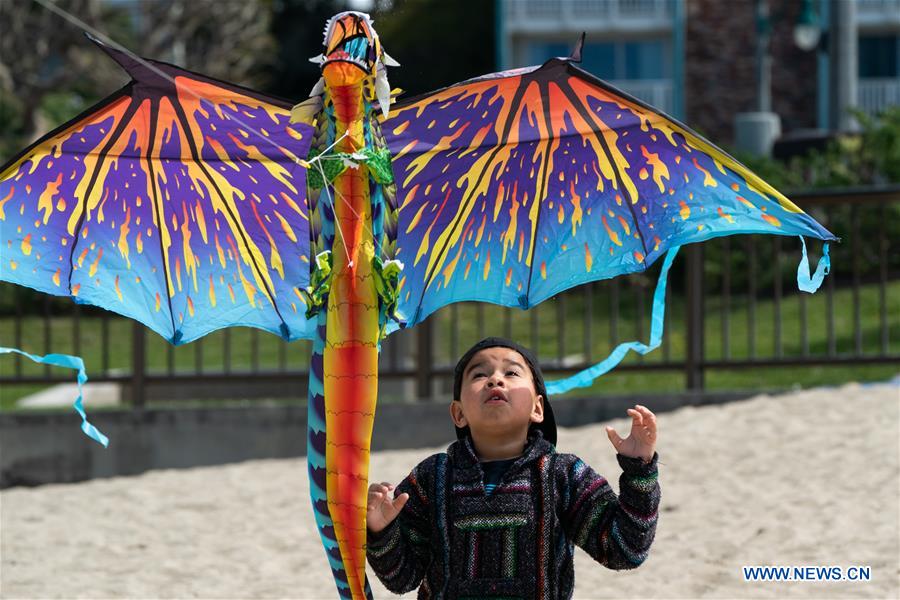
[{"left": 1, "top": 187, "right": 897, "bottom": 407}]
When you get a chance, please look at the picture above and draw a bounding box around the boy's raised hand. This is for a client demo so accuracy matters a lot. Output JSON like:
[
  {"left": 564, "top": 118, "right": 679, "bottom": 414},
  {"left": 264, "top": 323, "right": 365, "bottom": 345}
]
[
  {"left": 366, "top": 482, "right": 409, "bottom": 533},
  {"left": 606, "top": 405, "right": 657, "bottom": 463}
]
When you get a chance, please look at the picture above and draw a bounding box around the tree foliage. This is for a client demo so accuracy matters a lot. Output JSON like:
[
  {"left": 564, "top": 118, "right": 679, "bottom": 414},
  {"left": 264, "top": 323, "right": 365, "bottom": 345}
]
[
  {"left": 265, "top": 0, "right": 348, "bottom": 100},
  {"left": 0, "top": 0, "right": 277, "bottom": 162},
  {"left": 265, "top": 0, "right": 496, "bottom": 103},
  {"left": 731, "top": 108, "right": 900, "bottom": 286},
  {"left": 736, "top": 107, "right": 900, "bottom": 189},
  {"left": 369, "top": 0, "right": 495, "bottom": 98}
]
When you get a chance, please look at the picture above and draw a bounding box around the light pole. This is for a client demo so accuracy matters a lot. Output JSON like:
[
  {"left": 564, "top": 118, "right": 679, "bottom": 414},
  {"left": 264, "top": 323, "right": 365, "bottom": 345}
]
[
  {"left": 755, "top": 0, "right": 773, "bottom": 113},
  {"left": 735, "top": 0, "right": 824, "bottom": 156}
]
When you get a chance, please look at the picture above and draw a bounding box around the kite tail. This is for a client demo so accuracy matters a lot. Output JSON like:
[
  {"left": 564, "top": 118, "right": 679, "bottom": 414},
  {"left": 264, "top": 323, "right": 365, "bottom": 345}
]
[
  {"left": 0, "top": 347, "right": 108, "bottom": 446},
  {"left": 322, "top": 324, "right": 378, "bottom": 600},
  {"left": 797, "top": 236, "right": 830, "bottom": 293},
  {"left": 308, "top": 313, "right": 356, "bottom": 598},
  {"left": 546, "top": 246, "right": 680, "bottom": 395},
  {"left": 547, "top": 236, "right": 832, "bottom": 395}
]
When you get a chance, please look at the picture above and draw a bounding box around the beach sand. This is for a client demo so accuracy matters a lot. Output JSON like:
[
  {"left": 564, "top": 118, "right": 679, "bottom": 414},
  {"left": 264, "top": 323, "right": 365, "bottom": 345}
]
[{"left": 2, "top": 382, "right": 898, "bottom": 599}]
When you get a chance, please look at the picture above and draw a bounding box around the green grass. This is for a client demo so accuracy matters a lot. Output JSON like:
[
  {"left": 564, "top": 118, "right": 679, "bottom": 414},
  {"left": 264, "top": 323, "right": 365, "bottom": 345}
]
[
  {"left": 0, "top": 318, "right": 315, "bottom": 377},
  {"left": 432, "top": 279, "right": 900, "bottom": 363},
  {"left": 429, "top": 278, "right": 899, "bottom": 397},
  {"left": 1, "top": 279, "right": 897, "bottom": 410}
]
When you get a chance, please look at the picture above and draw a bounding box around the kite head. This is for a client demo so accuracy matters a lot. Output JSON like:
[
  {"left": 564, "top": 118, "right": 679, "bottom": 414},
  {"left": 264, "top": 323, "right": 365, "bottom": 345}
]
[{"left": 309, "top": 11, "right": 399, "bottom": 115}]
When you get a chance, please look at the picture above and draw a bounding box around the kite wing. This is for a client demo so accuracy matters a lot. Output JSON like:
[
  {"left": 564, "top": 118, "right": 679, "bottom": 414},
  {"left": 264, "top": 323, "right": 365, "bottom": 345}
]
[
  {"left": 0, "top": 36, "right": 316, "bottom": 345},
  {"left": 381, "top": 57, "right": 836, "bottom": 329}
]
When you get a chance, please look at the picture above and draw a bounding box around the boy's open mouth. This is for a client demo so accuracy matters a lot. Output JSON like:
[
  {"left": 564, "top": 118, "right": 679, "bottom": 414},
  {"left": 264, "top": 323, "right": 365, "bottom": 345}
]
[{"left": 484, "top": 391, "right": 508, "bottom": 404}]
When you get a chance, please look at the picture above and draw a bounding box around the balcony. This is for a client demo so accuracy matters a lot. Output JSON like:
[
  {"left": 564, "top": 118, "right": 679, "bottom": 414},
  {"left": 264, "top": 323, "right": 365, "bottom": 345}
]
[
  {"left": 608, "top": 79, "right": 673, "bottom": 114},
  {"left": 503, "top": 0, "right": 673, "bottom": 34},
  {"left": 858, "top": 77, "right": 900, "bottom": 115},
  {"left": 857, "top": 0, "right": 900, "bottom": 28}
]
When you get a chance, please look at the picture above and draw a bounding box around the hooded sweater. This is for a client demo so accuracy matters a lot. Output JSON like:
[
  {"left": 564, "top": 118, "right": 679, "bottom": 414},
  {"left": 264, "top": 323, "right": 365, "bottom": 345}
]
[{"left": 365, "top": 432, "right": 660, "bottom": 599}]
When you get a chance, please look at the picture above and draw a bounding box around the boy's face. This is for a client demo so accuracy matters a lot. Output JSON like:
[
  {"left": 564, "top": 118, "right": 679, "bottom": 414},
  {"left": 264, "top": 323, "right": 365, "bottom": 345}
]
[{"left": 450, "top": 347, "right": 544, "bottom": 440}]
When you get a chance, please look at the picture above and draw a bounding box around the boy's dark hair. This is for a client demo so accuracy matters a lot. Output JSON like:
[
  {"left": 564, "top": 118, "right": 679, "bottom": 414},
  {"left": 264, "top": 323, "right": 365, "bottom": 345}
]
[{"left": 452, "top": 337, "right": 557, "bottom": 445}]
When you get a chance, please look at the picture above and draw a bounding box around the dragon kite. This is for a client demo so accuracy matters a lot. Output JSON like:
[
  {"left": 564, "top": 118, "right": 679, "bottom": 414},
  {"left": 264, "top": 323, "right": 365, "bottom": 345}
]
[{"left": 0, "top": 11, "right": 835, "bottom": 599}]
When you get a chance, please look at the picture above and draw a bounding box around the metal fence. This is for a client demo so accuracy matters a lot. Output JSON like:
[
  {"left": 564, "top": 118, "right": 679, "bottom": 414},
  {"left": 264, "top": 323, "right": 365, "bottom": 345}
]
[{"left": 1, "top": 187, "right": 897, "bottom": 407}]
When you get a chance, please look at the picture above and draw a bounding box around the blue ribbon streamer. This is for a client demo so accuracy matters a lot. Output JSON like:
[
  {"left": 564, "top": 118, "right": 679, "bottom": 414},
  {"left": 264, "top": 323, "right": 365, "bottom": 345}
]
[
  {"left": 546, "top": 245, "right": 680, "bottom": 395},
  {"left": 0, "top": 347, "right": 109, "bottom": 447},
  {"left": 797, "top": 236, "right": 831, "bottom": 293}
]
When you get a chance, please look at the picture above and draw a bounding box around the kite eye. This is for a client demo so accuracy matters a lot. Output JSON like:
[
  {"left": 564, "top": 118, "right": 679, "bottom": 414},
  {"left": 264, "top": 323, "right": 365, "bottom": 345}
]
[{"left": 343, "top": 39, "right": 355, "bottom": 58}]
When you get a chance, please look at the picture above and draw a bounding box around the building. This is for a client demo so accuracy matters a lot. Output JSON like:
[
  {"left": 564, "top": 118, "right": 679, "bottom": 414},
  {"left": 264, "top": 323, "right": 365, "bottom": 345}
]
[
  {"left": 498, "top": 0, "right": 680, "bottom": 116},
  {"left": 858, "top": 0, "right": 900, "bottom": 115},
  {"left": 497, "top": 0, "right": 900, "bottom": 149}
]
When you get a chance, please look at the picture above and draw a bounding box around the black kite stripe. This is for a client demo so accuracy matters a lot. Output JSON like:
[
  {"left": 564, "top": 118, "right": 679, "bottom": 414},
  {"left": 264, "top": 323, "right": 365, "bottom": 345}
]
[
  {"left": 168, "top": 97, "right": 292, "bottom": 335},
  {"left": 412, "top": 76, "right": 532, "bottom": 319},
  {"left": 90, "top": 35, "right": 297, "bottom": 111},
  {"left": 558, "top": 77, "right": 651, "bottom": 257},
  {"left": 67, "top": 96, "right": 142, "bottom": 292},
  {"left": 145, "top": 98, "right": 179, "bottom": 339},
  {"left": 523, "top": 80, "right": 557, "bottom": 307}
]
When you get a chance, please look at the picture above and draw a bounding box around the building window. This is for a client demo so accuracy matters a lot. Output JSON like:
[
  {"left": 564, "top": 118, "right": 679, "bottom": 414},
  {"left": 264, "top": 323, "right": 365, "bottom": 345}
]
[
  {"left": 528, "top": 42, "right": 572, "bottom": 66},
  {"left": 527, "top": 39, "right": 670, "bottom": 80},
  {"left": 582, "top": 43, "right": 617, "bottom": 79},
  {"left": 859, "top": 34, "right": 899, "bottom": 78}
]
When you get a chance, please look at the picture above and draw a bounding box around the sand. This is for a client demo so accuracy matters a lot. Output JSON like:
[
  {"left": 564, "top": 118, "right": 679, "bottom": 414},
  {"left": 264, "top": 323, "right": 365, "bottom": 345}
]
[{"left": 2, "top": 381, "right": 898, "bottom": 600}]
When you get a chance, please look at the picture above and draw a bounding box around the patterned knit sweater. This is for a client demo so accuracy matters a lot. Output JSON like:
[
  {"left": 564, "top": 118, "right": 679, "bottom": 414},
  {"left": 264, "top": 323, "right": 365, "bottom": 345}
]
[{"left": 366, "top": 431, "right": 660, "bottom": 599}]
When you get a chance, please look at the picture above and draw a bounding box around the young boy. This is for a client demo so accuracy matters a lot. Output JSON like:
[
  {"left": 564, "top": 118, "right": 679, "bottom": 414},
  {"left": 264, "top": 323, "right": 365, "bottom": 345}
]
[{"left": 366, "top": 337, "right": 659, "bottom": 598}]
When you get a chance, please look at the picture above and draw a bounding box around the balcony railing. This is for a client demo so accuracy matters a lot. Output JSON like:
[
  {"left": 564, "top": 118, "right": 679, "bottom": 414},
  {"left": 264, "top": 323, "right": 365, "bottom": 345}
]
[
  {"left": 857, "top": 0, "right": 900, "bottom": 27},
  {"left": 609, "top": 79, "right": 674, "bottom": 114},
  {"left": 504, "top": 0, "right": 673, "bottom": 33},
  {"left": 859, "top": 77, "right": 900, "bottom": 116}
]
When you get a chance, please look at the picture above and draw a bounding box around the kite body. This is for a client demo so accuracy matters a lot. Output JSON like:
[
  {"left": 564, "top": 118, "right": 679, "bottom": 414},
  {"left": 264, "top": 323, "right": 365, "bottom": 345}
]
[
  {"left": 0, "top": 11, "right": 836, "bottom": 600},
  {"left": 307, "top": 81, "right": 380, "bottom": 600},
  {"left": 302, "top": 13, "right": 401, "bottom": 600}
]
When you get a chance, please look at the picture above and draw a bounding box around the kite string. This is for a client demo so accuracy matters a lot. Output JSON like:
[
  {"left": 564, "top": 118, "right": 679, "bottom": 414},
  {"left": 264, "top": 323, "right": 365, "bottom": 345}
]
[
  {"left": 303, "top": 130, "right": 351, "bottom": 168},
  {"left": 313, "top": 157, "right": 353, "bottom": 266},
  {"left": 311, "top": 157, "right": 386, "bottom": 265},
  {"left": 323, "top": 172, "right": 388, "bottom": 261},
  {"left": 307, "top": 129, "right": 388, "bottom": 261}
]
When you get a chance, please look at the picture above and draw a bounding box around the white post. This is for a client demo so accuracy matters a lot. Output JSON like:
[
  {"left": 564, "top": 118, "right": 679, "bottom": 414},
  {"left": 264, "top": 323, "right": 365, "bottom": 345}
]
[{"left": 829, "top": 0, "right": 859, "bottom": 131}]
